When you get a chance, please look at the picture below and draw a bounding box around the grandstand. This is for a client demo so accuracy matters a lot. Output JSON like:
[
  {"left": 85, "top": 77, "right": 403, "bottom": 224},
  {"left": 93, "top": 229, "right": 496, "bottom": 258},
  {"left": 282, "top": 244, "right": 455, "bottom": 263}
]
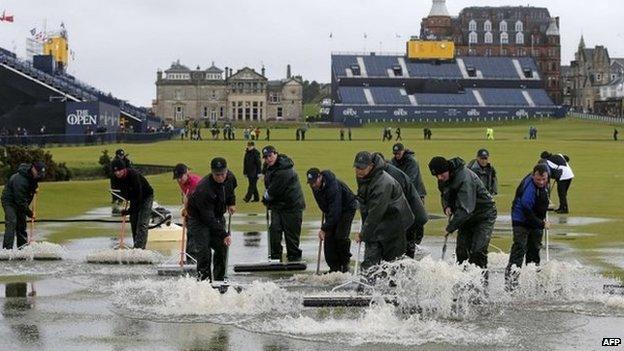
[
  {"left": 330, "top": 52, "right": 565, "bottom": 125},
  {"left": 0, "top": 46, "right": 163, "bottom": 138}
]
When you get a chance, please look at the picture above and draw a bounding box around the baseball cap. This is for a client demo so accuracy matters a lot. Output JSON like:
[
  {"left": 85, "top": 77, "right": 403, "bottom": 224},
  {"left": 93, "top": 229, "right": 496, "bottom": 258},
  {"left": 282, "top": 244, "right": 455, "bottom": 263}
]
[
  {"left": 392, "top": 143, "right": 405, "bottom": 154},
  {"left": 353, "top": 151, "right": 373, "bottom": 170},
  {"left": 306, "top": 168, "right": 321, "bottom": 184},
  {"left": 210, "top": 157, "right": 227, "bottom": 171},
  {"left": 173, "top": 163, "right": 188, "bottom": 179},
  {"left": 477, "top": 149, "right": 489, "bottom": 158},
  {"left": 262, "top": 145, "right": 277, "bottom": 158}
]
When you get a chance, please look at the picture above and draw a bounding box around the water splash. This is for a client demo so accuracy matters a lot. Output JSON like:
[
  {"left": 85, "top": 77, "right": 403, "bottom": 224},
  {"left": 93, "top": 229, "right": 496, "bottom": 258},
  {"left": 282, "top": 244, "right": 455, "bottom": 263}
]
[
  {"left": 0, "top": 241, "right": 65, "bottom": 260},
  {"left": 250, "top": 303, "right": 512, "bottom": 346},
  {"left": 291, "top": 272, "right": 352, "bottom": 286},
  {"left": 112, "top": 278, "right": 301, "bottom": 322},
  {"left": 86, "top": 249, "right": 163, "bottom": 264}
]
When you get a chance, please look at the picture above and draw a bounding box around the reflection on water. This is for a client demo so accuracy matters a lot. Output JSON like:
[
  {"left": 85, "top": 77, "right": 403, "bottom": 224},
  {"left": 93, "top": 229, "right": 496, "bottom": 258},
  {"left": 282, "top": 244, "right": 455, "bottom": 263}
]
[{"left": 3, "top": 282, "right": 41, "bottom": 347}]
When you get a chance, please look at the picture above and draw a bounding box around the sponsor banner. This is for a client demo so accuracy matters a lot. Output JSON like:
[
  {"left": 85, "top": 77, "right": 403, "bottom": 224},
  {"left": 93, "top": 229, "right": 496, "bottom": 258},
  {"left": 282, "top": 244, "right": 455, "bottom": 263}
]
[
  {"left": 65, "top": 102, "right": 121, "bottom": 140},
  {"left": 333, "top": 105, "right": 565, "bottom": 125}
]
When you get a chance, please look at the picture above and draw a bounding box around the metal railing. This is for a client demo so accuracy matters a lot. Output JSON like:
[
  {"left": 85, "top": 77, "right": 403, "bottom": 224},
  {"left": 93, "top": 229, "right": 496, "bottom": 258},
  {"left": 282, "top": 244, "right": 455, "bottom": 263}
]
[{"left": 0, "top": 131, "right": 177, "bottom": 147}]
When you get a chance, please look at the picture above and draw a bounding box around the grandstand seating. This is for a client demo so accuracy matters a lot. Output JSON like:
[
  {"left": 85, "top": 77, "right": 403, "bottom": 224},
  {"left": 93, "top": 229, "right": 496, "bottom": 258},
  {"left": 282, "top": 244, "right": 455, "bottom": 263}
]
[
  {"left": 369, "top": 87, "right": 411, "bottom": 105},
  {"left": 338, "top": 87, "right": 368, "bottom": 104},
  {"left": 0, "top": 47, "right": 153, "bottom": 121}
]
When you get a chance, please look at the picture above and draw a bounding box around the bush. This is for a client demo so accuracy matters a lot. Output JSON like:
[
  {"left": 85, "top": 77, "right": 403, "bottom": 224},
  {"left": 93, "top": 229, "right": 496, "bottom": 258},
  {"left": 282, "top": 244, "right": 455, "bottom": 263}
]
[
  {"left": 99, "top": 149, "right": 112, "bottom": 177},
  {"left": 0, "top": 146, "right": 72, "bottom": 184}
]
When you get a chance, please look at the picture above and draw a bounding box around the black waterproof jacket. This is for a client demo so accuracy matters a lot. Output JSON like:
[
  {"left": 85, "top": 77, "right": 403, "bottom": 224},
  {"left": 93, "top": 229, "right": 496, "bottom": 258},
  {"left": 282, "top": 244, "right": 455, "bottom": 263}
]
[
  {"left": 263, "top": 154, "right": 305, "bottom": 211},
  {"left": 390, "top": 150, "right": 427, "bottom": 197},
  {"left": 114, "top": 168, "right": 154, "bottom": 213},
  {"left": 1, "top": 164, "right": 38, "bottom": 217},
  {"left": 187, "top": 171, "right": 237, "bottom": 238},
  {"left": 311, "top": 170, "right": 357, "bottom": 232}
]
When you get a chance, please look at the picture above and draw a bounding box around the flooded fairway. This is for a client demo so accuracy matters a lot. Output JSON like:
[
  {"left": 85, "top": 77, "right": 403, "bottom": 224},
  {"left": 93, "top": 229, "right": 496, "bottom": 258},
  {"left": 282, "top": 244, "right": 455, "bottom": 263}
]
[{"left": 1, "top": 212, "right": 623, "bottom": 351}]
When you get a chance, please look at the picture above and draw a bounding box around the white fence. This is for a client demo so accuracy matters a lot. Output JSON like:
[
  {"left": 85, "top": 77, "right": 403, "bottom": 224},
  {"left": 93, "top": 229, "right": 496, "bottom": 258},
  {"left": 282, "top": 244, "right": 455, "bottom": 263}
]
[{"left": 571, "top": 113, "right": 624, "bottom": 124}]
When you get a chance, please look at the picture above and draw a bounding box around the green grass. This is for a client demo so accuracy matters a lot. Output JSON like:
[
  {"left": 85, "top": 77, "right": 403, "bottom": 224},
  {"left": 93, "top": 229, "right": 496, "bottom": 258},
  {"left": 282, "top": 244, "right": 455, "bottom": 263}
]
[{"left": 1, "top": 118, "right": 623, "bottom": 278}]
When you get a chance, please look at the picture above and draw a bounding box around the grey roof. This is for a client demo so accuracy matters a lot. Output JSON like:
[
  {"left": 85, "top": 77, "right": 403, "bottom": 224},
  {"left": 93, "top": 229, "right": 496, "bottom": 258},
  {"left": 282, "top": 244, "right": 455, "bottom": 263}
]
[
  {"left": 612, "top": 58, "right": 624, "bottom": 67},
  {"left": 206, "top": 62, "right": 223, "bottom": 74},
  {"left": 165, "top": 60, "right": 190, "bottom": 73},
  {"left": 561, "top": 65, "right": 572, "bottom": 76}
]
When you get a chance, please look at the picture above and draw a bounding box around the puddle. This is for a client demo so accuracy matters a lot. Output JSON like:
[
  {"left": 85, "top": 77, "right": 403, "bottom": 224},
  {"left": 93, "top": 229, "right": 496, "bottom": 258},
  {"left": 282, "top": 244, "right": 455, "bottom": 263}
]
[{"left": 495, "top": 214, "right": 612, "bottom": 226}]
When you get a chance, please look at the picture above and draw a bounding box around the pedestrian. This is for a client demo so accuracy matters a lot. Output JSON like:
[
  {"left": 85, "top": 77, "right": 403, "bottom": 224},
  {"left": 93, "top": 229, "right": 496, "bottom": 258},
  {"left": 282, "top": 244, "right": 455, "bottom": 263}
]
[
  {"left": 540, "top": 151, "right": 574, "bottom": 214},
  {"left": 381, "top": 128, "right": 388, "bottom": 142},
  {"left": 307, "top": 168, "right": 357, "bottom": 273},
  {"left": 173, "top": 163, "right": 202, "bottom": 259},
  {"left": 423, "top": 128, "right": 428, "bottom": 140},
  {"left": 266, "top": 128, "right": 270, "bottom": 141},
  {"left": 391, "top": 143, "right": 427, "bottom": 201},
  {"left": 348, "top": 127, "right": 352, "bottom": 141},
  {"left": 2, "top": 162, "right": 46, "bottom": 249},
  {"left": 110, "top": 158, "right": 154, "bottom": 249},
  {"left": 262, "top": 146, "right": 305, "bottom": 262},
  {"left": 373, "top": 153, "right": 428, "bottom": 257},
  {"left": 614, "top": 128, "right": 619, "bottom": 141},
  {"left": 301, "top": 127, "right": 307, "bottom": 141},
  {"left": 467, "top": 149, "right": 498, "bottom": 196},
  {"left": 340, "top": 128, "right": 345, "bottom": 141},
  {"left": 395, "top": 127, "right": 402, "bottom": 141},
  {"left": 353, "top": 151, "right": 414, "bottom": 271},
  {"left": 296, "top": 128, "right": 300, "bottom": 141},
  {"left": 243, "top": 141, "right": 261, "bottom": 202},
  {"left": 185, "top": 157, "right": 236, "bottom": 281},
  {"left": 505, "top": 163, "right": 550, "bottom": 291},
  {"left": 428, "top": 156, "right": 497, "bottom": 273}
]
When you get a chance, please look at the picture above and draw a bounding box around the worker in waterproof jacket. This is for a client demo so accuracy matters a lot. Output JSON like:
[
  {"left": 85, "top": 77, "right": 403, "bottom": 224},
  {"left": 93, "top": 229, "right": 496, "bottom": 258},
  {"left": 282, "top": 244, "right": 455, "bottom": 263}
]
[
  {"left": 110, "top": 158, "right": 153, "bottom": 249},
  {"left": 261, "top": 145, "right": 305, "bottom": 262},
  {"left": 173, "top": 163, "right": 202, "bottom": 260},
  {"left": 390, "top": 143, "right": 427, "bottom": 203},
  {"left": 353, "top": 151, "right": 414, "bottom": 271},
  {"left": 467, "top": 149, "right": 498, "bottom": 196},
  {"left": 505, "top": 163, "right": 550, "bottom": 290},
  {"left": 307, "top": 167, "right": 357, "bottom": 273},
  {"left": 185, "top": 157, "right": 236, "bottom": 281},
  {"left": 2, "top": 162, "right": 46, "bottom": 249},
  {"left": 428, "top": 156, "right": 497, "bottom": 271},
  {"left": 373, "top": 153, "right": 428, "bottom": 257},
  {"left": 243, "top": 141, "right": 262, "bottom": 202}
]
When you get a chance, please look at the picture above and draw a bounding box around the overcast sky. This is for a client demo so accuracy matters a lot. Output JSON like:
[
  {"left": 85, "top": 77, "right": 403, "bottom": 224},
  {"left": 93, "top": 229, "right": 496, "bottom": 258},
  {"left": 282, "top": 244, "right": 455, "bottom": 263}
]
[{"left": 0, "top": 0, "right": 621, "bottom": 106}]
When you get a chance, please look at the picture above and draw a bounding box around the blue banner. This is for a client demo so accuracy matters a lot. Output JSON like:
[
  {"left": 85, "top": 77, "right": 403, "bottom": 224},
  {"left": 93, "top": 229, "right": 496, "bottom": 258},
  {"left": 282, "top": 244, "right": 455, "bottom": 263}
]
[
  {"left": 332, "top": 105, "right": 566, "bottom": 125},
  {"left": 65, "top": 102, "right": 121, "bottom": 142}
]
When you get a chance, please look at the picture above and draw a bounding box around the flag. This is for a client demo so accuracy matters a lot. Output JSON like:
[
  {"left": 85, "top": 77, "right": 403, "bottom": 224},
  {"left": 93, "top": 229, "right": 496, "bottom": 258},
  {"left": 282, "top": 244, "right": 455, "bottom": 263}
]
[
  {"left": 329, "top": 32, "right": 333, "bottom": 38},
  {"left": 60, "top": 22, "right": 65, "bottom": 29},
  {"left": 395, "top": 33, "right": 401, "bottom": 38},
  {"left": 30, "top": 28, "right": 36, "bottom": 36},
  {"left": 363, "top": 33, "right": 367, "bottom": 39},
  {"left": 0, "top": 10, "right": 14, "bottom": 22}
]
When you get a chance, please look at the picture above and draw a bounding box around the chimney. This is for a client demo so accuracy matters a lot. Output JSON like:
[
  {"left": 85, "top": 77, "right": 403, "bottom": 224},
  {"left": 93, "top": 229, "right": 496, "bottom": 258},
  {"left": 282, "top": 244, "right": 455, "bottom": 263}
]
[
  {"left": 287, "top": 64, "right": 291, "bottom": 79},
  {"left": 229, "top": 68, "right": 233, "bottom": 77},
  {"left": 261, "top": 65, "right": 266, "bottom": 77},
  {"left": 157, "top": 70, "right": 162, "bottom": 81},
  {"left": 225, "top": 66, "right": 229, "bottom": 79}
]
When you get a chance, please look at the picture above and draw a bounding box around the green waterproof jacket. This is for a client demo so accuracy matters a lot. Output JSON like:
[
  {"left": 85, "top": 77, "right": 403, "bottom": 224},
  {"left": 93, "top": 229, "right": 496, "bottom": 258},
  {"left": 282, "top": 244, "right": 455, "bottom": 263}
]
[
  {"left": 357, "top": 161, "right": 414, "bottom": 244},
  {"left": 467, "top": 159, "right": 498, "bottom": 195},
  {"left": 438, "top": 158, "right": 497, "bottom": 233},
  {"left": 390, "top": 150, "right": 427, "bottom": 197},
  {"left": 263, "top": 154, "right": 305, "bottom": 211},
  {"left": 375, "top": 154, "right": 428, "bottom": 227},
  {"left": 1, "top": 164, "right": 38, "bottom": 217}
]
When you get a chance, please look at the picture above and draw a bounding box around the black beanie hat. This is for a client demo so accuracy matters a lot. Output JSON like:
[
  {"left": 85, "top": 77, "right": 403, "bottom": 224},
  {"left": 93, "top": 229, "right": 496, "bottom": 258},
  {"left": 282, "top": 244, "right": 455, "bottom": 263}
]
[
  {"left": 428, "top": 156, "right": 450, "bottom": 176},
  {"left": 111, "top": 158, "right": 127, "bottom": 172}
]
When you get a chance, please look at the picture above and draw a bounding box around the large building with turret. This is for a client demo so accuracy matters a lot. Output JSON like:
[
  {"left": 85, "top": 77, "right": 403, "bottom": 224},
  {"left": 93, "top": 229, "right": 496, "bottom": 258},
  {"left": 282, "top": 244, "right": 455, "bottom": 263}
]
[
  {"left": 153, "top": 62, "right": 303, "bottom": 122},
  {"left": 420, "top": 0, "right": 562, "bottom": 103}
]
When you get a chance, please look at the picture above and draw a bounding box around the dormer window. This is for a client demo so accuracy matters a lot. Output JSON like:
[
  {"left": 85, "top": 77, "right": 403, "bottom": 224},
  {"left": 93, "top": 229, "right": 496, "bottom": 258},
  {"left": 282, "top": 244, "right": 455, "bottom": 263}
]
[
  {"left": 501, "top": 32, "right": 509, "bottom": 44},
  {"left": 523, "top": 68, "right": 533, "bottom": 78},
  {"left": 500, "top": 20, "right": 508, "bottom": 32},
  {"left": 485, "top": 32, "right": 493, "bottom": 44},
  {"left": 392, "top": 65, "right": 402, "bottom": 76},
  {"left": 469, "top": 20, "right": 477, "bottom": 31},
  {"left": 466, "top": 66, "right": 477, "bottom": 77},
  {"left": 515, "top": 20, "right": 523, "bottom": 32},
  {"left": 351, "top": 64, "right": 361, "bottom": 76},
  {"left": 516, "top": 32, "right": 524, "bottom": 45},
  {"left": 484, "top": 20, "right": 492, "bottom": 32},
  {"left": 469, "top": 32, "right": 478, "bottom": 44}
]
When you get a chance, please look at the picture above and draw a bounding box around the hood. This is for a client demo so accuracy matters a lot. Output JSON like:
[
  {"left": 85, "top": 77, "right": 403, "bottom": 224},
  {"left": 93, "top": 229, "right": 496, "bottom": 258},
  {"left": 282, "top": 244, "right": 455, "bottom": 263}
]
[
  {"left": 271, "top": 154, "right": 294, "bottom": 171},
  {"left": 17, "top": 163, "right": 31, "bottom": 177},
  {"left": 321, "top": 170, "right": 336, "bottom": 187},
  {"left": 448, "top": 157, "right": 466, "bottom": 174}
]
